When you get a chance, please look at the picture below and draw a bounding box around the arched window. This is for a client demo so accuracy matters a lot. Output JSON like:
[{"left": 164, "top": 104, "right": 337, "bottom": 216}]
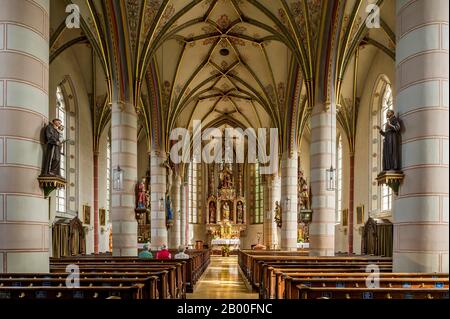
[
  {"left": 189, "top": 163, "right": 201, "bottom": 223},
  {"left": 370, "top": 78, "right": 394, "bottom": 216},
  {"left": 336, "top": 135, "right": 343, "bottom": 223},
  {"left": 380, "top": 84, "right": 393, "bottom": 212},
  {"left": 106, "top": 137, "right": 111, "bottom": 214},
  {"left": 56, "top": 86, "right": 67, "bottom": 213},
  {"left": 251, "top": 162, "right": 263, "bottom": 224}
]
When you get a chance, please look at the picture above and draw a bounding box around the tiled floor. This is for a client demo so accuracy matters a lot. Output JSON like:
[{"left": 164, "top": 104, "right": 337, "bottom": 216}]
[{"left": 187, "top": 256, "right": 259, "bottom": 299}]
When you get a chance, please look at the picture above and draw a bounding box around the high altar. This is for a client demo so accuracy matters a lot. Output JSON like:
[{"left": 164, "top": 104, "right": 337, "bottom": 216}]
[{"left": 206, "top": 164, "right": 246, "bottom": 253}]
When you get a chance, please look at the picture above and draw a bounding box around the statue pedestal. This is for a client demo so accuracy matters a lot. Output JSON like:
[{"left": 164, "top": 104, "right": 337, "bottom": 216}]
[
  {"left": 376, "top": 171, "right": 404, "bottom": 195},
  {"left": 37, "top": 174, "right": 66, "bottom": 198}
]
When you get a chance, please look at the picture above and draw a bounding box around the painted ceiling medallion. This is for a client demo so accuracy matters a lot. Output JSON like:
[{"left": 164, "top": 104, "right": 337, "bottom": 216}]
[{"left": 220, "top": 48, "right": 230, "bottom": 56}]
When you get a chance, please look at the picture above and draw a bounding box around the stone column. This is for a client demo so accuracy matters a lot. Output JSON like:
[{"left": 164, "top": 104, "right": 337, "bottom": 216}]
[
  {"left": 0, "top": 0, "right": 50, "bottom": 273},
  {"left": 111, "top": 102, "right": 138, "bottom": 256},
  {"left": 264, "top": 175, "right": 281, "bottom": 248},
  {"left": 93, "top": 152, "right": 99, "bottom": 254},
  {"left": 180, "top": 182, "right": 187, "bottom": 246},
  {"left": 150, "top": 151, "right": 168, "bottom": 249},
  {"left": 394, "top": 0, "right": 449, "bottom": 272},
  {"left": 280, "top": 151, "right": 298, "bottom": 250},
  {"left": 309, "top": 104, "right": 336, "bottom": 256},
  {"left": 169, "top": 175, "right": 181, "bottom": 248}
]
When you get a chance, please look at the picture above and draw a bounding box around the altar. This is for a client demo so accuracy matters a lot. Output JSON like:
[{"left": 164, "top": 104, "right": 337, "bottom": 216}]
[{"left": 205, "top": 162, "right": 246, "bottom": 255}]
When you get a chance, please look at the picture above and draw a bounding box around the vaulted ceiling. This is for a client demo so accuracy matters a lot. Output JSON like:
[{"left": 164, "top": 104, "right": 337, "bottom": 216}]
[{"left": 49, "top": 0, "right": 395, "bottom": 155}]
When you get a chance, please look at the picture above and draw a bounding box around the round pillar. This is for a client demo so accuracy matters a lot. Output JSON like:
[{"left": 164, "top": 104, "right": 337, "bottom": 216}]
[
  {"left": 280, "top": 151, "right": 298, "bottom": 251},
  {"left": 150, "top": 151, "right": 168, "bottom": 249},
  {"left": 169, "top": 175, "right": 181, "bottom": 248},
  {"left": 0, "top": 0, "right": 50, "bottom": 273},
  {"left": 309, "top": 104, "right": 336, "bottom": 256},
  {"left": 111, "top": 102, "right": 138, "bottom": 256},
  {"left": 394, "top": 0, "right": 449, "bottom": 272}
]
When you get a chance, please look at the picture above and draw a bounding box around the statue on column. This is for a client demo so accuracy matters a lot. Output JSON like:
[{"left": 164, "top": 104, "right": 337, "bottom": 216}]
[
  {"left": 42, "top": 119, "right": 64, "bottom": 176},
  {"left": 162, "top": 158, "right": 173, "bottom": 194},
  {"left": 209, "top": 201, "right": 216, "bottom": 224},
  {"left": 274, "top": 201, "right": 282, "bottom": 228},
  {"left": 298, "top": 170, "right": 310, "bottom": 210},
  {"left": 222, "top": 202, "right": 230, "bottom": 220},
  {"left": 376, "top": 110, "right": 401, "bottom": 171},
  {"left": 136, "top": 177, "right": 149, "bottom": 210},
  {"left": 237, "top": 201, "right": 244, "bottom": 224}
]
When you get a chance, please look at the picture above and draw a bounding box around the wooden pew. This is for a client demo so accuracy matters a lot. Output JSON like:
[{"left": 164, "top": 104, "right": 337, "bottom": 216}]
[
  {"left": 50, "top": 248, "right": 210, "bottom": 293},
  {"left": 0, "top": 276, "right": 158, "bottom": 299},
  {"left": 273, "top": 272, "right": 449, "bottom": 299},
  {"left": 0, "top": 285, "right": 144, "bottom": 299},
  {"left": 50, "top": 259, "right": 185, "bottom": 298},
  {"left": 50, "top": 265, "right": 177, "bottom": 299},
  {"left": 240, "top": 252, "right": 392, "bottom": 287},
  {"left": 285, "top": 276, "right": 449, "bottom": 299},
  {"left": 294, "top": 285, "right": 449, "bottom": 299},
  {"left": 254, "top": 259, "right": 392, "bottom": 291}
]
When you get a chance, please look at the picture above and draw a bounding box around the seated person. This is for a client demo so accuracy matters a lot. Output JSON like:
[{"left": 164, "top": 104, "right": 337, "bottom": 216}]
[
  {"left": 156, "top": 244, "right": 172, "bottom": 259},
  {"left": 174, "top": 246, "right": 190, "bottom": 260},
  {"left": 252, "top": 243, "right": 267, "bottom": 250},
  {"left": 138, "top": 243, "right": 153, "bottom": 259}
]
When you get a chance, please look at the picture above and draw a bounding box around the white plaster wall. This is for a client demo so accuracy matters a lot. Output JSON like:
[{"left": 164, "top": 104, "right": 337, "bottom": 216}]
[
  {"left": 97, "top": 130, "right": 111, "bottom": 253},
  {"left": 49, "top": 46, "right": 94, "bottom": 254},
  {"left": 334, "top": 49, "right": 396, "bottom": 254},
  {"left": 137, "top": 133, "right": 149, "bottom": 180},
  {"left": 240, "top": 224, "right": 264, "bottom": 249},
  {"left": 189, "top": 223, "right": 206, "bottom": 248}
]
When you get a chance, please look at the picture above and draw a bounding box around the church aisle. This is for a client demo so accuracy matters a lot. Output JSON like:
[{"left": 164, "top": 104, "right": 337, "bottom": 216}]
[{"left": 187, "top": 256, "right": 258, "bottom": 299}]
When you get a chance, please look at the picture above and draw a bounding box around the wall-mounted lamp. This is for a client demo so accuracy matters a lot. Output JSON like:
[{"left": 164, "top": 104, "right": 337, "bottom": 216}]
[
  {"left": 284, "top": 197, "right": 291, "bottom": 211},
  {"left": 326, "top": 165, "right": 336, "bottom": 191},
  {"left": 113, "top": 166, "right": 124, "bottom": 191},
  {"left": 159, "top": 196, "right": 165, "bottom": 210}
]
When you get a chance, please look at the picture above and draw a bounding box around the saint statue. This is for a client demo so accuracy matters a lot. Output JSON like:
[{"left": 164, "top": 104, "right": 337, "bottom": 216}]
[
  {"left": 42, "top": 119, "right": 64, "bottom": 176},
  {"left": 274, "top": 201, "right": 282, "bottom": 228},
  {"left": 237, "top": 201, "right": 244, "bottom": 224},
  {"left": 209, "top": 201, "right": 216, "bottom": 224},
  {"left": 376, "top": 110, "right": 401, "bottom": 171},
  {"left": 222, "top": 202, "right": 230, "bottom": 220},
  {"left": 162, "top": 158, "right": 173, "bottom": 194},
  {"left": 298, "top": 170, "right": 309, "bottom": 210},
  {"left": 136, "top": 177, "right": 148, "bottom": 209}
]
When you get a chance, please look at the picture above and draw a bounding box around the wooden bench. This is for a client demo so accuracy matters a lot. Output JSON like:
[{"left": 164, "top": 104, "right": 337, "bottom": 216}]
[
  {"left": 50, "top": 265, "right": 178, "bottom": 299},
  {"left": 294, "top": 286, "right": 449, "bottom": 299},
  {"left": 50, "top": 248, "right": 210, "bottom": 293},
  {"left": 284, "top": 276, "right": 449, "bottom": 299},
  {"left": 0, "top": 285, "right": 144, "bottom": 299},
  {"left": 0, "top": 276, "right": 158, "bottom": 299},
  {"left": 270, "top": 272, "right": 449, "bottom": 299},
  {"left": 255, "top": 259, "right": 392, "bottom": 291}
]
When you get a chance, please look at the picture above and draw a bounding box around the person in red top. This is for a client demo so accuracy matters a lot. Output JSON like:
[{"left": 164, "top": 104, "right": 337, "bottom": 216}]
[{"left": 156, "top": 244, "right": 172, "bottom": 259}]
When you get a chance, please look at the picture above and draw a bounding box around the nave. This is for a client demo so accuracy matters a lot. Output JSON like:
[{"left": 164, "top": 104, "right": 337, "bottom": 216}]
[
  {"left": 0, "top": 0, "right": 448, "bottom": 303},
  {"left": 187, "top": 257, "right": 257, "bottom": 299}
]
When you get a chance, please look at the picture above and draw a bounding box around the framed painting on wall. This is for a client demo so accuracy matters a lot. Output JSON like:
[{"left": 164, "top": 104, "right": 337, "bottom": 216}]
[
  {"left": 356, "top": 205, "right": 364, "bottom": 224},
  {"left": 83, "top": 205, "right": 91, "bottom": 225},
  {"left": 99, "top": 208, "right": 106, "bottom": 226},
  {"left": 342, "top": 209, "right": 348, "bottom": 226}
]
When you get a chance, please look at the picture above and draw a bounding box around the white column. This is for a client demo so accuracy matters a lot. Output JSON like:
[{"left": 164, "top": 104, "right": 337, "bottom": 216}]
[
  {"left": 170, "top": 175, "right": 181, "bottom": 248},
  {"left": 394, "top": 0, "right": 449, "bottom": 272},
  {"left": 150, "top": 151, "right": 168, "bottom": 249},
  {"left": 264, "top": 175, "right": 281, "bottom": 248},
  {"left": 111, "top": 102, "right": 138, "bottom": 256},
  {"left": 309, "top": 104, "right": 336, "bottom": 256},
  {"left": 0, "top": 0, "right": 50, "bottom": 273},
  {"left": 281, "top": 151, "right": 298, "bottom": 251},
  {"left": 180, "top": 182, "right": 187, "bottom": 246}
]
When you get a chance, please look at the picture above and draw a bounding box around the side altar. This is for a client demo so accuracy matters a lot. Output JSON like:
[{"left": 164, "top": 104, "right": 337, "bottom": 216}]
[{"left": 206, "top": 164, "right": 246, "bottom": 255}]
